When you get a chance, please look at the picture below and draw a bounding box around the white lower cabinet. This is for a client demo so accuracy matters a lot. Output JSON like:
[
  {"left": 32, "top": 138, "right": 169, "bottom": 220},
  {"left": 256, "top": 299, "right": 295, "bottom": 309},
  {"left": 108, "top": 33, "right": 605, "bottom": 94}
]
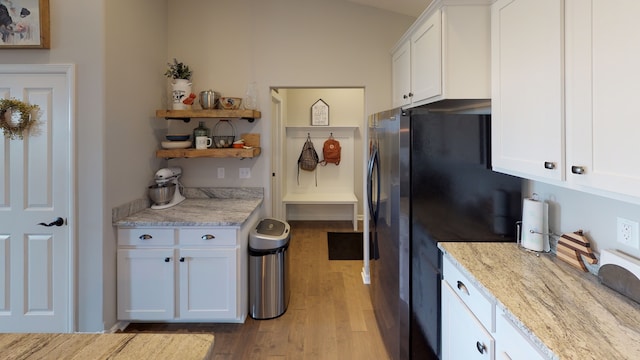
[
  {"left": 442, "top": 255, "right": 551, "bottom": 360},
  {"left": 442, "top": 256, "right": 495, "bottom": 360},
  {"left": 117, "top": 226, "right": 245, "bottom": 323},
  {"left": 442, "top": 280, "right": 494, "bottom": 360},
  {"left": 177, "top": 247, "right": 236, "bottom": 320},
  {"left": 495, "top": 311, "right": 547, "bottom": 360},
  {"left": 117, "top": 248, "right": 175, "bottom": 321}
]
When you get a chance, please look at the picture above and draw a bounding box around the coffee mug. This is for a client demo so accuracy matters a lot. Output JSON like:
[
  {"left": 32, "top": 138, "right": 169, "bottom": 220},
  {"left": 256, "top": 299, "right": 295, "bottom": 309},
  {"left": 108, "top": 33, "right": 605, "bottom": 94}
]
[{"left": 195, "top": 136, "right": 212, "bottom": 149}]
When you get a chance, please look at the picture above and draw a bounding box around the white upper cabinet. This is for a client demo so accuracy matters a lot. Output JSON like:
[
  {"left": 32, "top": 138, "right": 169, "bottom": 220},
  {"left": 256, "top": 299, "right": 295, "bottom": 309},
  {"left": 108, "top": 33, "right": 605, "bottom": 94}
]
[
  {"left": 565, "top": 0, "right": 640, "bottom": 199},
  {"left": 493, "top": 0, "right": 640, "bottom": 202},
  {"left": 391, "top": 0, "right": 491, "bottom": 109},
  {"left": 392, "top": 40, "right": 411, "bottom": 108},
  {"left": 491, "top": 0, "right": 565, "bottom": 181}
]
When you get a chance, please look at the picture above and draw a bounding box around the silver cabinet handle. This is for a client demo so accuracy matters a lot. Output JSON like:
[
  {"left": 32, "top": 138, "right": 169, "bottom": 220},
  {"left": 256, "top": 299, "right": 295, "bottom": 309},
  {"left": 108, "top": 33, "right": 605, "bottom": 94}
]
[
  {"left": 571, "top": 166, "right": 586, "bottom": 175},
  {"left": 201, "top": 234, "right": 215, "bottom": 240},
  {"left": 544, "top": 161, "right": 556, "bottom": 170},
  {"left": 139, "top": 234, "right": 152, "bottom": 240},
  {"left": 456, "top": 280, "right": 469, "bottom": 295},
  {"left": 476, "top": 341, "right": 486, "bottom": 354}
]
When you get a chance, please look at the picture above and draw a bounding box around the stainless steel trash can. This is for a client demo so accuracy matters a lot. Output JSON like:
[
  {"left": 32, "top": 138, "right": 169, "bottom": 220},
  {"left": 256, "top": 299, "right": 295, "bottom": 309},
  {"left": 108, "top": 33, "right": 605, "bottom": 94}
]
[{"left": 249, "top": 218, "right": 291, "bottom": 319}]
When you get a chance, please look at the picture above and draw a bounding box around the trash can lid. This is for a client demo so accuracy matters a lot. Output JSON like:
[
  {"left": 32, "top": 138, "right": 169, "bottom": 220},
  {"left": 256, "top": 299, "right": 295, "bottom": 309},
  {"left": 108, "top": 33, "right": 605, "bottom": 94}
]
[{"left": 256, "top": 218, "right": 286, "bottom": 236}]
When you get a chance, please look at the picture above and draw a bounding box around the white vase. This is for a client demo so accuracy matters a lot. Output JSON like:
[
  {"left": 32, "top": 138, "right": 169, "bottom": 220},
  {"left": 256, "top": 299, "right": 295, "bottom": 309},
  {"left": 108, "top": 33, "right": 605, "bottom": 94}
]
[{"left": 171, "top": 79, "right": 192, "bottom": 110}]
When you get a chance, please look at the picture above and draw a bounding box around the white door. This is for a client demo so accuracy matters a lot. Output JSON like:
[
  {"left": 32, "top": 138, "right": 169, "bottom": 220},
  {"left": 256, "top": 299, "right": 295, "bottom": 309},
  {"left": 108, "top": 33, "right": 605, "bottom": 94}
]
[
  {"left": 0, "top": 65, "right": 75, "bottom": 333},
  {"left": 271, "top": 89, "right": 283, "bottom": 219}
]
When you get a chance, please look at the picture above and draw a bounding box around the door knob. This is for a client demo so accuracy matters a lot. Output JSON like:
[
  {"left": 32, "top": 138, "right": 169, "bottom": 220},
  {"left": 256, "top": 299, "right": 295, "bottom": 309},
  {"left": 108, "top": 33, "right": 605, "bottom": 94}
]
[{"left": 37, "top": 217, "right": 65, "bottom": 227}]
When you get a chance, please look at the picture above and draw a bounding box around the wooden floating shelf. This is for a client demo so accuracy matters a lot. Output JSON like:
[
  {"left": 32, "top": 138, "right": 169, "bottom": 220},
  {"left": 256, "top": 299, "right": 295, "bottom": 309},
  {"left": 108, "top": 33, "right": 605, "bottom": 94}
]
[
  {"left": 156, "top": 147, "right": 261, "bottom": 159},
  {"left": 156, "top": 109, "right": 261, "bottom": 122},
  {"left": 156, "top": 133, "right": 261, "bottom": 159}
]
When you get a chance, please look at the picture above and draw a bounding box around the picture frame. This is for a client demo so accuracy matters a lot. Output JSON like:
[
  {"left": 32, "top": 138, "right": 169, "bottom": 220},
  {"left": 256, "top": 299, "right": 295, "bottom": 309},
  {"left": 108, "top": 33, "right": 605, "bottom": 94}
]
[
  {"left": 0, "top": 0, "right": 50, "bottom": 49},
  {"left": 311, "top": 99, "right": 329, "bottom": 126}
]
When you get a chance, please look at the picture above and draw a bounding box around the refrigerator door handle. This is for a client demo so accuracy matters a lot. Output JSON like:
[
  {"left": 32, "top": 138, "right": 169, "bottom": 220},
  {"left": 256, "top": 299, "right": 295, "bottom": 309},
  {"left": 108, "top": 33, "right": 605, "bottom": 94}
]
[{"left": 367, "top": 146, "right": 381, "bottom": 225}]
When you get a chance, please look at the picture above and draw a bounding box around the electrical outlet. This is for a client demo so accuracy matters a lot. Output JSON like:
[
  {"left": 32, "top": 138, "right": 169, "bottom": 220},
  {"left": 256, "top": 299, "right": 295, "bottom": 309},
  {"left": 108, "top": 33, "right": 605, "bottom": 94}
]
[
  {"left": 239, "top": 168, "right": 251, "bottom": 179},
  {"left": 217, "top": 168, "right": 225, "bottom": 179},
  {"left": 617, "top": 217, "right": 640, "bottom": 248}
]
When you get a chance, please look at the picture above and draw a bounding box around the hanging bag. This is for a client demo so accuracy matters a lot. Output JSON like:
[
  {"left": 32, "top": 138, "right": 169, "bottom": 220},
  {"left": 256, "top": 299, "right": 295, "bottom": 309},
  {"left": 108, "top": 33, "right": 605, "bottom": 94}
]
[
  {"left": 320, "top": 133, "right": 341, "bottom": 166},
  {"left": 297, "top": 134, "right": 319, "bottom": 185}
]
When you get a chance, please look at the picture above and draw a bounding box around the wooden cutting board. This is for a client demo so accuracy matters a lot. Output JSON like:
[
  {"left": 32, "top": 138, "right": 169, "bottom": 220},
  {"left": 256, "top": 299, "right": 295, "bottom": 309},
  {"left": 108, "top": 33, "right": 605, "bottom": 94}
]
[{"left": 556, "top": 230, "right": 598, "bottom": 271}]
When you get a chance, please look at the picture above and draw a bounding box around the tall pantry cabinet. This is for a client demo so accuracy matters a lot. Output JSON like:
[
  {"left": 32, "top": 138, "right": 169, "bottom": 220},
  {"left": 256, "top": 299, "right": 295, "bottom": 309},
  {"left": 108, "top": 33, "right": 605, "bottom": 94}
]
[{"left": 491, "top": 0, "right": 640, "bottom": 201}]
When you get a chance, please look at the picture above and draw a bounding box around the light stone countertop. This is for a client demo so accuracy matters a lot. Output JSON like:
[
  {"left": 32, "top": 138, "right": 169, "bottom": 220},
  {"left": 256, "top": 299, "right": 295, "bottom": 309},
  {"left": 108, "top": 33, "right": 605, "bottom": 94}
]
[
  {"left": 113, "top": 198, "right": 263, "bottom": 227},
  {"left": 439, "top": 242, "right": 640, "bottom": 360}
]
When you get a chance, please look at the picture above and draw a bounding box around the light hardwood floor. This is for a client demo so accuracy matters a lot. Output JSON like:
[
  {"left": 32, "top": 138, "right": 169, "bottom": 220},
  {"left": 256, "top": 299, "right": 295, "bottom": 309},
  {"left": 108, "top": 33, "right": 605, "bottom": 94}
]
[{"left": 123, "top": 221, "right": 390, "bottom": 360}]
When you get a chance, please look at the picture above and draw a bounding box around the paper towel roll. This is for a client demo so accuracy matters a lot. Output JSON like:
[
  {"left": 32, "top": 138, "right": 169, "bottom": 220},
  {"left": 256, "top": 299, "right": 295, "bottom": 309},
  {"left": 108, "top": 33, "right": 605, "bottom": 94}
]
[{"left": 521, "top": 198, "right": 549, "bottom": 252}]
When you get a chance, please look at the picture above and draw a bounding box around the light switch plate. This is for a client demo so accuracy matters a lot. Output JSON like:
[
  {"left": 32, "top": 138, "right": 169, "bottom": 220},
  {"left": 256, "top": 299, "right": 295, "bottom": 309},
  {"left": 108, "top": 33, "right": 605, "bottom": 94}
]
[{"left": 217, "top": 168, "right": 225, "bottom": 179}]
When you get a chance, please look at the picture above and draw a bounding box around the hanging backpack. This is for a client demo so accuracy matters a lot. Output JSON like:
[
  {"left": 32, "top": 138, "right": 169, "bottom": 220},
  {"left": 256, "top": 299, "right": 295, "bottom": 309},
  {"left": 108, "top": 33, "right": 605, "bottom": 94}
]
[
  {"left": 297, "top": 134, "right": 319, "bottom": 185},
  {"left": 320, "top": 134, "right": 341, "bottom": 166}
]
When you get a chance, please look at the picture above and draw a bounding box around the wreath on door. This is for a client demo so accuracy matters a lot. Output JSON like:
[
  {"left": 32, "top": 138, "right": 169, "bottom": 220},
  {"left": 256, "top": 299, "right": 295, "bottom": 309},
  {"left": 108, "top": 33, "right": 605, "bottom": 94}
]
[{"left": 0, "top": 98, "right": 39, "bottom": 140}]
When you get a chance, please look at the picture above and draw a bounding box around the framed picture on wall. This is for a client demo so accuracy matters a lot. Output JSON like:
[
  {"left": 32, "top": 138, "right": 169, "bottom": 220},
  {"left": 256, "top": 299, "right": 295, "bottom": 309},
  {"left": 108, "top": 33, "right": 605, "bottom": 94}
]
[
  {"left": 0, "top": 0, "right": 50, "bottom": 49},
  {"left": 311, "top": 99, "right": 329, "bottom": 126}
]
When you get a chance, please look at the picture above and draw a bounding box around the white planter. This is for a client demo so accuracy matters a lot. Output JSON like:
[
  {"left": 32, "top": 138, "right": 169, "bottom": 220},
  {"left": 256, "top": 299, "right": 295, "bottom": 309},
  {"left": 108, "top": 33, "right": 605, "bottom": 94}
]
[{"left": 171, "top": 79, "right": 192, "bottom": 110}]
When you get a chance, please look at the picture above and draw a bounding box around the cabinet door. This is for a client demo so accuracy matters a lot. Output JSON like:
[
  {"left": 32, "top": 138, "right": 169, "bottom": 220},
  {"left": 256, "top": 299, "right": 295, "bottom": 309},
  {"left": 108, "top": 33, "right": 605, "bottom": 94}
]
[
  {"left": 117, "top": 248, "right": 174, "bottom": 320},
  {"left": 566, "top": 0, "right": 640, "bottom": 199},
  {"left": 392, "top": 40, "right": 411, "bottom": 108},
  {"left": 491, "top": 0, "right": 564, "bottom": 181},
  {"left": 411, "top": 8, "right": 442, "bottom": 103},
  {"left": 178, "top": 248, "right": 237, "bottom": 320},
  {"left": 442, "top": 280, "right": 494, "bottom": 360}
]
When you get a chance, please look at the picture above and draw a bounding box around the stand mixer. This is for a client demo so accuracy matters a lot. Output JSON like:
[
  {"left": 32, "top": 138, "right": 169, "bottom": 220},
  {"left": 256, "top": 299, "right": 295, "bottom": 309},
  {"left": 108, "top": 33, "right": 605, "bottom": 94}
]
[{"left": 149, "top": 167, "right": 186, "bottom": 210}]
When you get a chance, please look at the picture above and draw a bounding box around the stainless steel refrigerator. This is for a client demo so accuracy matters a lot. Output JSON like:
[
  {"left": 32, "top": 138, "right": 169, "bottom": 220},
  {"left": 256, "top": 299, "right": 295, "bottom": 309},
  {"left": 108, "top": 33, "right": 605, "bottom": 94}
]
[{"left": 367, "top": 107, "right": 522, "bottom": 360}]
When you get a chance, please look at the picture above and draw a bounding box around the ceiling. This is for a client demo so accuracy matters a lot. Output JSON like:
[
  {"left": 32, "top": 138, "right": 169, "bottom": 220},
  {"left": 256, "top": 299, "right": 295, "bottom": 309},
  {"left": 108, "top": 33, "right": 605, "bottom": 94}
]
[{"left": 346, "top": 0, "right": 432, "bottom": 17}]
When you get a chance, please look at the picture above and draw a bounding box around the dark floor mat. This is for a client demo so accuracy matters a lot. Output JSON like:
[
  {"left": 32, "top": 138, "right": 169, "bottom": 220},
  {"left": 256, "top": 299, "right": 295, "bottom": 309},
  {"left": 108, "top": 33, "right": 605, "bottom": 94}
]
[{"left": 327, "top": 232, "right": 371, "bottom": 260}]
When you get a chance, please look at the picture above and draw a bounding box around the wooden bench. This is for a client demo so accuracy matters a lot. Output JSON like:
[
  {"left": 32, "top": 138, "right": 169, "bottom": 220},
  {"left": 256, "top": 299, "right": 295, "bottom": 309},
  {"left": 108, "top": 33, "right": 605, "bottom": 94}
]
[{"left": 282, "top": 192, "right": 358, "bottom": 231}]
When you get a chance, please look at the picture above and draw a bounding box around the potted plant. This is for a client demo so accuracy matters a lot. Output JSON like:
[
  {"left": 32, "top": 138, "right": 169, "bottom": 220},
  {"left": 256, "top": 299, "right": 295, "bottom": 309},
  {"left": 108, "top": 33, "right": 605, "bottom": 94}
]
[
  {"left": 165, "top": 58, "right": 194, "bottom": 110},
  {"left": 165, "top": 58, "right": 192, "bottom": 81}
]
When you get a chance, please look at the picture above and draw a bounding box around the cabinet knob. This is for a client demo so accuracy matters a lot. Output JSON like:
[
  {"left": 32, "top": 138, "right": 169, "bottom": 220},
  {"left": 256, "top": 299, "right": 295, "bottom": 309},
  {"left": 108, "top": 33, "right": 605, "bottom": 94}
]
[
  {"left": 408, "top": 92, "right": 414, "bottom": 98},
  {"left": 544, "top": 161, "right": 556, "bottom": 170},
  {"left": 180, "top": 257, "right": 185, "bottom": 262},
  {"left": 571, "top": 165, "right": 586, "bottom": 175},
  {"left": 164, "top": 257, "right": 171, "bottom": 262},
  {"left": 403, "top": 94, "right": 409, "bottom": 99},
  {"left": 139, "top": 234, "right": 152, "bottom": 240},
  {"left": 456, "top": 280, "right": 469, "bottom": 296},
  {"left": 201, "top": 234, "right": 215, "bottom": 240},
  {"left": 476, "top": 341, "right": 486, "bottom": 354}
]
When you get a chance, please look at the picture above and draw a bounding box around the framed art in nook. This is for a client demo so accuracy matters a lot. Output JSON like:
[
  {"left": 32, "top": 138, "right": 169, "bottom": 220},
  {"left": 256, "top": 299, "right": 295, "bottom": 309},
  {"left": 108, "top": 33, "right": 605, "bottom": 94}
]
[
  {"left": 0, "top": 0, "right": 50, "bottom": 49},
  {"left": 311, "top": 99, "right": 329, "bottom": 126}
]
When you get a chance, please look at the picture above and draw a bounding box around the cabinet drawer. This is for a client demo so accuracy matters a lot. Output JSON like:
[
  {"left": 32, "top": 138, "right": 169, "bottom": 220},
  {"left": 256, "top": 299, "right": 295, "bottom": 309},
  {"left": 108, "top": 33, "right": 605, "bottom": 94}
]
[
  {"left": 179, "top": 228, "right": 237, "bottom": 246},
  {"left": 496, "top": 311, "right": 548, "bottom": 360},
  {"left": 443, "top": 255, "right": 494, "bottom": 331},
  {"left": 118, "top": 228, "right": 176, "bottom": 246}
]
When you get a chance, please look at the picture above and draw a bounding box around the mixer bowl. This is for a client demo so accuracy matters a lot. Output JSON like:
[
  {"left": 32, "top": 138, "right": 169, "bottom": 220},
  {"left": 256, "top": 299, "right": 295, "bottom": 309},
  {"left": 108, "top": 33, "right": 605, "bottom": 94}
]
[{"left": 148, "top": 183, "right": 176, "bottom": 205}]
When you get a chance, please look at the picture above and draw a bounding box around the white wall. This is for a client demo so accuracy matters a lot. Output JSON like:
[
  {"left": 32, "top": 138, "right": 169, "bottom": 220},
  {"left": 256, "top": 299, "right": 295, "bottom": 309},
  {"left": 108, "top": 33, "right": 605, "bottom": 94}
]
[
  {"left": 166, "top": 0, "right": 415, "bottom": 218},
  {"left": 526, "top": 180, "right": 640, "bottom": 259},
  {"left": 0, "top": 0, "right": 108, "bottom": 331},
  {"left": 105, "top": 0, "right": 168, "bottom": 331}
]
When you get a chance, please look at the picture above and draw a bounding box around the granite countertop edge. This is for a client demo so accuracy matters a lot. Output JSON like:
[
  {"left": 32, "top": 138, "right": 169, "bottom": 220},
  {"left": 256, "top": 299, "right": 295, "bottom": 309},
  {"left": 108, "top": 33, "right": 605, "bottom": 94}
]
[
  {"left": 112, "top": 187, "right": 264, "bottom": 227},
  {"left": 439, "top": 242, "right": 640, "bottom": 360}
]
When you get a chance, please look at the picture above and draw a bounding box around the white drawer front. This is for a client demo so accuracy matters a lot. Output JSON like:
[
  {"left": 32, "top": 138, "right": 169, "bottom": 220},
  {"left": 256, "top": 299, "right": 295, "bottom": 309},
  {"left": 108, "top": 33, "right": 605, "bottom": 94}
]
[
  {"left": 118, "top": 228, "right": 175, "bottom": 246},
  {"left": 179, "top": 228, "right": 237, "bottom": 246},
  {"left": 443, "top": 255, "right": 495, "bottom": 331}
]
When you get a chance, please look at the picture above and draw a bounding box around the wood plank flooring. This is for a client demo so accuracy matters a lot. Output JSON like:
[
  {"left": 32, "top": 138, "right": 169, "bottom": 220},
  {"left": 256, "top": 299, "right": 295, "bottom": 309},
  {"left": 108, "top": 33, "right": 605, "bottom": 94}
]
[{"left": 123, "top": 221, "right": 390, "bottom": 360}]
